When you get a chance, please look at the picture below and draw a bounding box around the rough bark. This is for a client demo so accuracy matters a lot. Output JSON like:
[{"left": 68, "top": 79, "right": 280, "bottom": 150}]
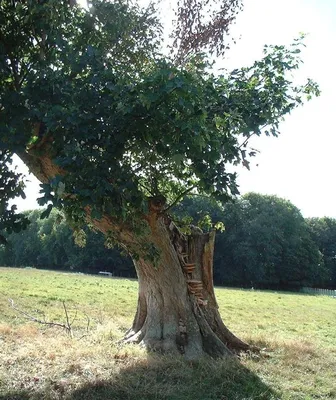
[{"left": 124, "top": 210, "right": 250, "bottom": 358}]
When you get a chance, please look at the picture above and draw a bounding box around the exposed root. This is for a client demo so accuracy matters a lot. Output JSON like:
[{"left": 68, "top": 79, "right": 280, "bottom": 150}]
[
  {"left": 211, "top": 313, "right": 252, "bottom": 353},
  {"left": 124, "top": 329, "right": 145, "bottom": 344},
  {"left": 193, "top": 303, "right": 233, "bottom": 358}
]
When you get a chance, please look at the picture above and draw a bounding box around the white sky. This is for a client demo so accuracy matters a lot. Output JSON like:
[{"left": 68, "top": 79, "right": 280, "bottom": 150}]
[{"left": 14, "top": 0, "right": 336, "bottom": 218}]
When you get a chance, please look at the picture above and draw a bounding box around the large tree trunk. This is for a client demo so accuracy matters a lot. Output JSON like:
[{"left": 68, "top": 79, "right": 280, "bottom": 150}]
[{"left": 124, "top": 212, "right": 250, "bottom": 359}]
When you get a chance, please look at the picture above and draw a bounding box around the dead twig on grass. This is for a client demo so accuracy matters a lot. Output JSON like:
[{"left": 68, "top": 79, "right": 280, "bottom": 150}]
[
  {"left": 8, "top": 298, "right": 74, "bottom": 337},
  {"left": 62, "top": 301, "right": 73, "bottom": 338}
]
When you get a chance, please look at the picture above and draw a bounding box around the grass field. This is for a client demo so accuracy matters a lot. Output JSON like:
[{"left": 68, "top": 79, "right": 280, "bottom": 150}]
[{"left": 0, "top": 267, "right": 335, "bottom": 400}]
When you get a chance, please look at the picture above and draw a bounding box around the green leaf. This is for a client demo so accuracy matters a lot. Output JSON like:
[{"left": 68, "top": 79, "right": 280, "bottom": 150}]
[
  {"left": 40, "top": 204, "right": 53, "bottom": 220},
  {"left": 172, "top": 154, "right": 185, "bottom": 165}
]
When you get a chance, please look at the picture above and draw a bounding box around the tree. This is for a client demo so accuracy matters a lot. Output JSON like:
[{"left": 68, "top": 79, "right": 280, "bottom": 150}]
[
  {"left": 0, "top": 208, "right": 134, "bottom": 274},
  {"left": 0, "top": 0, "right": 319, "bottom": 358},
  {"left": 306, "top": 217, "right": 336, "bottom": 288},
  {"left": 216, "top": 193, "right": 324, "bottom": 288}
]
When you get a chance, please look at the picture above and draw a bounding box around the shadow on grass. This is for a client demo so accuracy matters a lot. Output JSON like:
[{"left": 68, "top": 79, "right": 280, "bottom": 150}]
[
  {"left": 0, "top": 392, "right": 31, "bottom": 400},
  {"left": 0, "top": 354, "right": 280, "bottom": 400}
]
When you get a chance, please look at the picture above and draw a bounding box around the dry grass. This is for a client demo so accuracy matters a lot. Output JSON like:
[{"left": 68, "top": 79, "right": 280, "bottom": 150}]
[{"left": 0, "top": 267, "right": 335, "bottom": 400}]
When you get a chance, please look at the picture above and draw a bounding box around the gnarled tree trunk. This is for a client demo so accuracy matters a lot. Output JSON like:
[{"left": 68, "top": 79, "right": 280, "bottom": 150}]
[{"left": 124, "top": 207, "right": 250, "bottom": 359}]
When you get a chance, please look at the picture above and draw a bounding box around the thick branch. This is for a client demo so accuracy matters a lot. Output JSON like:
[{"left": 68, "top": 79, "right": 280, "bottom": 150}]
[{"left": 17, "top": 147, "right": 144, "bottom": 253}]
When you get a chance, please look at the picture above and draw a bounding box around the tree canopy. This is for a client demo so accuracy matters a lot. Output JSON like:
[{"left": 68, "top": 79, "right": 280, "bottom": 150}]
[
  {"left": 0, "top": 208, "right": 133, "bottom": 274},
  {"left": 213, "top": 193, "right": 327, "bottom": 288},
  {"left": 306, "top": 217, "right": 336, "bottom": 288},
  {"left": 1, "top": 0, "right": 319, "bottom": 245}
]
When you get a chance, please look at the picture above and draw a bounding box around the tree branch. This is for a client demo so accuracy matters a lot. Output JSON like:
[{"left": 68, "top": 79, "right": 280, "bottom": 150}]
[
  {"left": 138, "top": 181, "right": 155, "bottom": 196},
  {"left": 238, "top": 132, "right": 257, "bottom": 150},
  {"left": 9, "top": 298, "right": 73, "bottom": 337},
  {"left": 163, "top": 186, "right": 196, "bottom": 213},
  {"left": 9, "top": 57, "right": 20, "bottom": 91},
  {"left": 63, "top": 301, "right": 73, "bottom": 338}
]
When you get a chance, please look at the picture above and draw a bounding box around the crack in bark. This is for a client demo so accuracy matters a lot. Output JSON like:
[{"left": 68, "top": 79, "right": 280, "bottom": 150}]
[{"left": 126, "top": 214, "right": 251, "bottom": 358}]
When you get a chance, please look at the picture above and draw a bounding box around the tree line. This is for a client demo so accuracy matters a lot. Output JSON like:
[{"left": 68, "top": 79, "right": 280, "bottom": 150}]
[{"left": 1, "top": 192, "right": 335, "bottom": 289}]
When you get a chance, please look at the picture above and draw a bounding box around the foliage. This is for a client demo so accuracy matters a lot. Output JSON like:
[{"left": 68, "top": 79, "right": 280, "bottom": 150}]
[
  {"left": 306, "top": 217, "right": 336, "bottom": 288},
  {"left": 0, "top": 0, "right": 319, "bottom": 243},
  {"left": 0, "top": 209, "right": 133, "bottom": 274},
  {"left": 172, "top": 0, "right": 244, "bottom": 63},
  {"left": 0, "top": 152, "right": 29, "bottom": 244},
  {"left": 218, "top": 193, "right": 326, "bottom": 288}
]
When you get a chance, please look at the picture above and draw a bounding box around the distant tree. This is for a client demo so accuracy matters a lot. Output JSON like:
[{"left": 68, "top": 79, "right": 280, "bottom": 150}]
[
  {"left": 0, "top": 0, "right": 319, "bottom": 357},
  {"left": 306, "top": 217, "right": 336, "bottom": 288},
  {"left": 0, "top": 209, "right": 133, "bottom": 274},
  {"left": 0, "top": 209, "right": 41, "bottom": 266},
  {"left": 217, "top": 194, "right": 325, "bottom": 288},
  {"left": 0, "top": 152, "right": 30, "bottom": 245}
]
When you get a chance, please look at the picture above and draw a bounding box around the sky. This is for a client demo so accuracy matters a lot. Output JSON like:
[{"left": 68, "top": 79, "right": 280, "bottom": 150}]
[{"left": 14, "top": 0, "right": 336, "bottom": 218}]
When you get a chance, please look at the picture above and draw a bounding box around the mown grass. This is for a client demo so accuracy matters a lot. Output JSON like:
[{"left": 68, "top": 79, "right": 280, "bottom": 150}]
[{"left": 0, "top": 267, "right": 335, "bottom": 400}]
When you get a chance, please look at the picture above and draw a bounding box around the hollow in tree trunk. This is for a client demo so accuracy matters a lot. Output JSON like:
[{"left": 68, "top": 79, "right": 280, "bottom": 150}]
[{"left": 124, "top": 210, "right": 250, "bottom": 359}]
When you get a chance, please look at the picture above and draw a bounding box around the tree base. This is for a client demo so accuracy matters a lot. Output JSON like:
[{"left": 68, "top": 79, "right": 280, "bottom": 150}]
[
  {"left": 121, "top": 212, "right": 251, "bottom": 360},
  {"left": 122, "top": 299, "right": 251, "bottom": 359}
]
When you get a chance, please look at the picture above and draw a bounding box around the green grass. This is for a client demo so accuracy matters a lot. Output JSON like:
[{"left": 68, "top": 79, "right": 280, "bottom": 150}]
[{"left": 0, "top": 267, "right": 335, "bottom": 400}]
